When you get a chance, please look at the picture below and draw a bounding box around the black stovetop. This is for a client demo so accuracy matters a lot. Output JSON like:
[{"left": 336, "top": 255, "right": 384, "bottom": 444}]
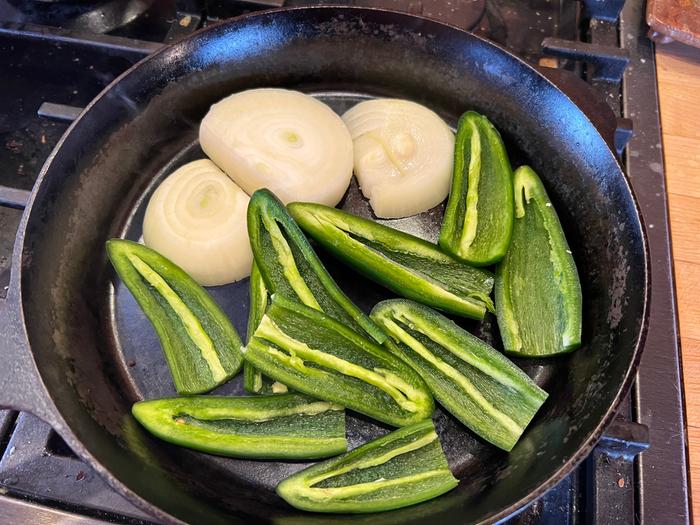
[{"left": 0, "top": 1, "right": 689, "bottom": 524}]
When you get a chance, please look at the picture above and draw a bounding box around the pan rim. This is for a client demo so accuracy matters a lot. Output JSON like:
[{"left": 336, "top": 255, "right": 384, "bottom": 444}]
[{"left": 11, "top": 6, "right": 651, "bottom": 525}]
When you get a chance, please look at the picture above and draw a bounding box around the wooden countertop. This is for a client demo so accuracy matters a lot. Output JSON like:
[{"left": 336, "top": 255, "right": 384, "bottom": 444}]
[{"left": 655, "top": 41, "right": 700, "bottom": 519}]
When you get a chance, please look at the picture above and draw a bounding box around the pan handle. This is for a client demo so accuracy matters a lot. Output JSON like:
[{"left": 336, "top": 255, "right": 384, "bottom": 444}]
[{"left": 0, "top": 191, "right": 62, "bottom": 429}]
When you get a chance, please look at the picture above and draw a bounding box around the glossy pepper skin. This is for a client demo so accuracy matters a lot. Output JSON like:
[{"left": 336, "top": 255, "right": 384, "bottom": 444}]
[
  {"left": 496, "top": 166, "right": 583, "bottom": 356},
  {"left": 371, "top": 299, "right": 548, "bottom": 451},
  {"left": 277, "top": 420, "right": 457, "bottom": 513},
  {"left": 247, "top": 189, "right": 386, "bottom": 343},
  {"left": 439, "top": 111, "right": 514, "bottom": 266},
  {"left": 244, "top": 294, "right": 434, "bottom": 427},
  {"left": 132, "top": 394, "right": 346, "bottom": 460},
  {"left": 107, "top": 239, "right": 242, "bottom": 394},
  {"left": 287, "top": 202, "right": 494, "bottom": 320}
]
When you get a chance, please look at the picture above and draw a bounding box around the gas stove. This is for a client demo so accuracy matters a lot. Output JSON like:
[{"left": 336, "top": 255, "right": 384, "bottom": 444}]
[{"left": 0, "top": 1, "right": 689, "bottom": 523}]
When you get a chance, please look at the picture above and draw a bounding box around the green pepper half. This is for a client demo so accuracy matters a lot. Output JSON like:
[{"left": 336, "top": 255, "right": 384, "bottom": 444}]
[
  {"left": 371, "top": 299, "right": 548, "bottom": 451},
  {"left": 496, "top": 166, "right": 582, "bottom": 356},
  {"left": 287, "top": 203, "right": 494, "bottom": 320},
  {"left": 439, "top": 111, "right": 514, "bottom": 266},
  {"left": 243, "top": 261, "right": 290, "bottom": 394},
  {"left": 247, "top": 189, "right": 386, "bottom": 345},
  {"left": 277, "top": 420, "right": 457, "bottom": 513},
  {"left": 132, "top": 394, "right": 346, "bottom": 459},
  {"left": 244, "top": 294, "right": 434, "bottom": 427},
  {"left": 107, "top": 239, "right": 242, "bottom": 394}
]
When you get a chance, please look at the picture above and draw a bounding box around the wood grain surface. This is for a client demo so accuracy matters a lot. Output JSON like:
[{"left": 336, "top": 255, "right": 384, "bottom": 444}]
[{"left": 656, "top": 40, "right": 700, "bottom": 519}]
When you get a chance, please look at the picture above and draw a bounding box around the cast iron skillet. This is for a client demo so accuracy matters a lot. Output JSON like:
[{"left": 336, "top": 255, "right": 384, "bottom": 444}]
[{"left": 0, "top": 7, "right": 648, "bottom": 524}]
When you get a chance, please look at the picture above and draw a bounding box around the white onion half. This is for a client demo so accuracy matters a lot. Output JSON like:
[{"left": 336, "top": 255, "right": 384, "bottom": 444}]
[
  {"left": 143, "top": 159, "right": 252, "bottom": 286},
  {"left": 200, "top": 88, "right": 354, "bottom": 206},
  {"left": 342, "top": 99, "right": 455, "bottom": 218}
]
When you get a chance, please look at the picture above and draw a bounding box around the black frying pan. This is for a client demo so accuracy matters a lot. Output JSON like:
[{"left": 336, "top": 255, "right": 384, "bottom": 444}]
[{"left": 0, "top": 7, "right": 649, "bottom": 524}]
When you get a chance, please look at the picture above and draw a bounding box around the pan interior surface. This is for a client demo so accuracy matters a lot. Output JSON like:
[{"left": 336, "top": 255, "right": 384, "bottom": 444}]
[{"left": 17, "top": 8, "right": 646, "bottom": 525}]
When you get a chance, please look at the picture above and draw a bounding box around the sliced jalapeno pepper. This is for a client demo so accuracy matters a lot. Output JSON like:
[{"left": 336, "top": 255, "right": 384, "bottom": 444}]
[
  {"left": 371, "top": 299, "right": 548, "bottom": 451},
  {"left": 439, "top": 111, "right": 514, "bottom": 266},
  {"left": 244, "top": 294, "right": 434, "bottom": 427},
  {"left": 107, "top": 239, "right": 242, "bottom": 395},
  {"left": 496, "top": 166, "right": 582, "bottom": 356},
  {"left": 132, "top": 394, "right": 346, "bottom": 459},
  {"left": 243, "top": 261, "right": 288, "bottom": 394},
  {"left": 277, "top": 420, "right": 457, "bottom": 513},
  {"left": 247, "top": 189, "right": 386, "bottom": 343},
  {"left": 287, "top": 203, "right": 494, "bottom": 320}
]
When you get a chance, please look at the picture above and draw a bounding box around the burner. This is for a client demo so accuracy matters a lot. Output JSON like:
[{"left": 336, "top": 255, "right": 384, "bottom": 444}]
[
  {"left": 286, "top": 0, "right": 487, "bottom": 31},
  {"left": 0, "top": 0, "right": 173, "bottom": 39}
]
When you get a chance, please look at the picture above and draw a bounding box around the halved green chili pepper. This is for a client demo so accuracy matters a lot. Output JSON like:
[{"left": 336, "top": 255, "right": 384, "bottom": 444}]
[
  {"left": 243, "top": 261, "right": 289, "bottom": 394},
  {"left": 496, "top": 166, "right": 582, "bottom": 356},
  {"left": 107, "top": 239, "right": 242, "bottom": 394},
  {"left": 439, "top": 111, "right": 514, "bottom": 266},
  {"left": 247, "top": 189, "right": 386, "bottom": 343},
  {"left": 287, "top": 203, "right": 494, "bottom": 320},
  {"left": 132, "top": 394, "right": 346, "bottom": 459},
  {"left": 276, "top": 420, "right": 457, "bottom": 513},
  {"left": 244, "top": 294, "right": 434, "bottom": 427},
  {"left": 371, "top": 299, "right": 548, "bottom": 451}
]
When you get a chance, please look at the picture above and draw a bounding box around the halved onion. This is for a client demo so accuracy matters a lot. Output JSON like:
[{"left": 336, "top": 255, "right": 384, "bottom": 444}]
[
  {"left": 342, "top": 99, "right": 455, "bottom": 218},
  {"left": 143, "top": 159, "right": 252, "bottom": 286},
  {"left": 199, "top": 88, "right": 354, "bottom": 206}
]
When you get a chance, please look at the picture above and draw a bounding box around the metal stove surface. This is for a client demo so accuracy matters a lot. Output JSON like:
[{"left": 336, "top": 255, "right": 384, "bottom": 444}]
[{"left": 0, "top": 0, "right": 689, "bottom": 523}]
